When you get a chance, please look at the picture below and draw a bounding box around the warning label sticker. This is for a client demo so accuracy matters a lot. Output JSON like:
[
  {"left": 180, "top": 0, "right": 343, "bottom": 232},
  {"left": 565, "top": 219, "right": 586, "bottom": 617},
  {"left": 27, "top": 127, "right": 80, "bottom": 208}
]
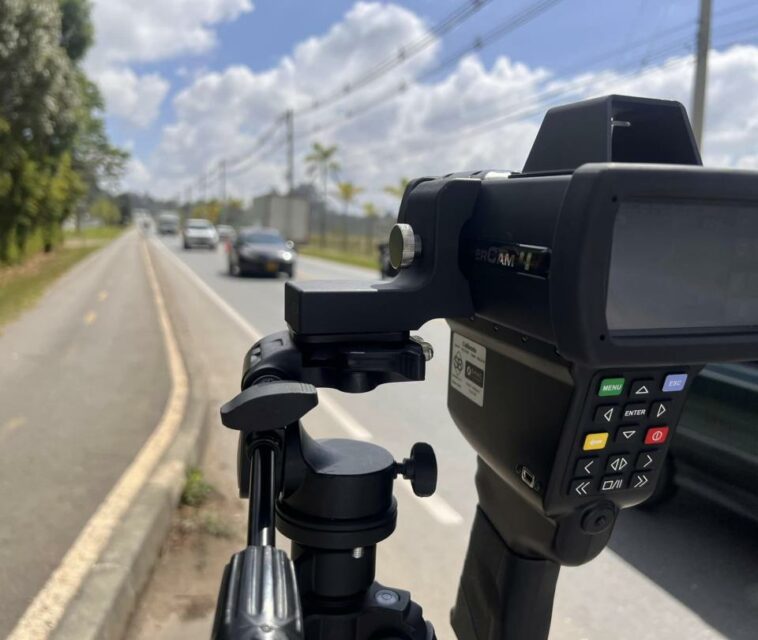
[{"left": 450, "top": 333, "right": 486, "bottom": 406}]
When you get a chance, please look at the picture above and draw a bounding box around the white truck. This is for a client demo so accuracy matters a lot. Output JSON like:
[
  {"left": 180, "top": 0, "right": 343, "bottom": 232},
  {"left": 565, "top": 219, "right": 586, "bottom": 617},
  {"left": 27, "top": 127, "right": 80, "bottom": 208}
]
[{"left": 251, "top": 193, "right": 310, "bottom": 244}]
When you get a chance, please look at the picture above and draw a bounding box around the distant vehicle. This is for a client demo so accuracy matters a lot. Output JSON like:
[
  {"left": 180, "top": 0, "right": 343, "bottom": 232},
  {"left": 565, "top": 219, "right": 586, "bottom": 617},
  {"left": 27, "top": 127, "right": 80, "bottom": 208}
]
[
  {"left": 157, "top": 211, "right": 180, "bottom": 235},
  {"left": 182, "top": 218, "right": 218, "bottom": 250},
  {"left": 228, "top": 227, "right": 296, "bottom": 278},
  {"left": 216, "top": 225, "right": 236, "bottom": 242},
  {"left": 647, "top": 363, "right": 758, "bottom": 523},
  {"left": 252, "top": 193, "right": 310, "bottom": 243},
  {"left": 378, "top": 242, "right": 398, "bottom": 279}
]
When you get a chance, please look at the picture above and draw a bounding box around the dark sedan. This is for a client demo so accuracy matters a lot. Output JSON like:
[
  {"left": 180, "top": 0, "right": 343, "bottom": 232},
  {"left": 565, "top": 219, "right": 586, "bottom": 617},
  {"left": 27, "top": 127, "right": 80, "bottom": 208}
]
[
  {"left": 228, "top": 228, "right": 296, "bottom": 277},
  {"left": 648, "top": 363, "right": 758, "bottom": 523}
]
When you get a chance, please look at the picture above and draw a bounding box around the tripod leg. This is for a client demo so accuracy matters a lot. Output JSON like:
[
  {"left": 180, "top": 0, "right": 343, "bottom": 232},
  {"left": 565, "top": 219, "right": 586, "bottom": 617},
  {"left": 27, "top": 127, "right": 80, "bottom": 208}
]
[
  {"left": 247, "top": 440, "right": 277, "bottom": 546},
  {"left": 451, "top": 508, "right": 559, "bottom": 640}
]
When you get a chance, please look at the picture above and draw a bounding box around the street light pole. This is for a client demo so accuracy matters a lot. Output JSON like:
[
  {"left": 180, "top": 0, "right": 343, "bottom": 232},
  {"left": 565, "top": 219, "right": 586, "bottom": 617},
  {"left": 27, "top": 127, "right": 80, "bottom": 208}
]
[{"left": 691, "top": 0, "right": 712, "bottom": 150}]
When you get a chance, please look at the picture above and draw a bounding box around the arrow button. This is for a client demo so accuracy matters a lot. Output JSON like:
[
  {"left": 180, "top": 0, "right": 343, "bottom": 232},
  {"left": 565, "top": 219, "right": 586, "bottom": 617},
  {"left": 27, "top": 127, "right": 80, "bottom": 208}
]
[
  {"left": 631, "top": 472, "right": 650, "bottom": 489},
  {"left": 606, "top": 454, "right": 631, "bottom": 473},
  {"left": 569, "top": 479, "right": 593, "bottom": 496},
  {"left": 635, "top": 450, "right": 660, "bottom": 470},
  {"left": 630, "top": 379, "right": 653, "bottom": 397},
  {"left": 651, "top": 401, "right": 670, "bottom": 419},
  {"left": 615, "top": 426, "right": 641, "bottom": 443},
  {"left": 574, "top": 457, "right": 599, "bottom": 477},
  {"left": 594, "top": 405, "right": 618, "bottom": 425}
]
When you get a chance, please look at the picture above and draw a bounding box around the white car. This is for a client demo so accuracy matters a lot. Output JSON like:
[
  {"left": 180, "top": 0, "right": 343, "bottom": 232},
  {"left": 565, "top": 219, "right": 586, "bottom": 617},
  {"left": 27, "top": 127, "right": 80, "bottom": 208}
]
[{"left": 182, "top": 218, "right": 218, "bottom": 250}]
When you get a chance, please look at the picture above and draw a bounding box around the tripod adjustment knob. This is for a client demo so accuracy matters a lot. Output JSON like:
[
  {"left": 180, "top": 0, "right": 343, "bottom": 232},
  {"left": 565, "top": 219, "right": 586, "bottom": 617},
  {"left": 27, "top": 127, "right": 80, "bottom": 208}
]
[{"left": 396, "top": 442, "right": 437, "bottom": 497}]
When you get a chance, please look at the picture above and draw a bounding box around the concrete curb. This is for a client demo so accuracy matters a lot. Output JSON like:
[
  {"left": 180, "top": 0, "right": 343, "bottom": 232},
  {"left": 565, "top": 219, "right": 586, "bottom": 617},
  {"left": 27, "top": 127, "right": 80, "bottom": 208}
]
[{"left": 50, "top": 396, "right": 212, "bottom": 640}]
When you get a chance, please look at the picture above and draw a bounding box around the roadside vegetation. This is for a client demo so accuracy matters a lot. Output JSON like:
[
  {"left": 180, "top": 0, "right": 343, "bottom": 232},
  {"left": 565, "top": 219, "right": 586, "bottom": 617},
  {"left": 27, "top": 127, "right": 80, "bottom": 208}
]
[
  {"left": 0, "top": 0, "right": 128, "bottom": 268},
  {"left": 300, "top": 240, "right": 378, "bottom": 270}
]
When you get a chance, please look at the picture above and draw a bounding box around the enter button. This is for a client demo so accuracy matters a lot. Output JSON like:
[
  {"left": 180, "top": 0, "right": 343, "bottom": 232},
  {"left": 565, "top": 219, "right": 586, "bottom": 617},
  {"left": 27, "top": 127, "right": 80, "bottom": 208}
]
[{"left": 644, "top": 426, "right": 669, "bottom": 445}]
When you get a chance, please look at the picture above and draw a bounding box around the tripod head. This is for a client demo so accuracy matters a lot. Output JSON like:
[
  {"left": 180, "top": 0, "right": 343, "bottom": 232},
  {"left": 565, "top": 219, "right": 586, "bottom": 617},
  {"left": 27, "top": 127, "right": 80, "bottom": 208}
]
[{"left": 214, "top": 95, "right": 758, "bottom": 640}]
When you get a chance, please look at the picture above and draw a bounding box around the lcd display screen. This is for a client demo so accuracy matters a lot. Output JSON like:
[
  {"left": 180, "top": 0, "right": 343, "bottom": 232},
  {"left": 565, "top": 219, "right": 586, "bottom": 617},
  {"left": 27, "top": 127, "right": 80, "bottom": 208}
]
[{"left": 606, "top": 201, "right": 758, "bottom": 332}]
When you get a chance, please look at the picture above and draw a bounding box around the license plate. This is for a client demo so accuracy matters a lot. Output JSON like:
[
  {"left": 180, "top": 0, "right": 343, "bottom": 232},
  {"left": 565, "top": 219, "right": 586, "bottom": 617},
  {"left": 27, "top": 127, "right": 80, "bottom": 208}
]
[{"left": 265, "top": 261, "right": 278, "bottom": 272}]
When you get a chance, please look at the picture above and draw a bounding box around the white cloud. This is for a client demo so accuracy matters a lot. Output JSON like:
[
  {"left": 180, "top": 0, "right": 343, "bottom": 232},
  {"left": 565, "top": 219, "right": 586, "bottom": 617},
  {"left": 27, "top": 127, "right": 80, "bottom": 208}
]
[
  {"left": 132, "top": 2, "right": 758, "bottom": 206},
  {"left": 122, "top": 157, "right": 152, "bottom": 193},
  {"left": 89, "top": 67, "right": 170, "bottom": 129},
  {"left": 86, "top": 0, "right": 253, "bottom": 128},
  {"left": 89, "top": 0, "right": 253, "bottom": 64}
]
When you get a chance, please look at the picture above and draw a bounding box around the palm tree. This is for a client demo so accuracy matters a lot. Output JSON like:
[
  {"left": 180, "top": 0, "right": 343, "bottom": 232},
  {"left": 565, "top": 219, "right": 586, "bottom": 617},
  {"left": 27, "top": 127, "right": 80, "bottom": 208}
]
[
  {"left": 362, "top": 201, "right": 378, "bottom": 252},
  {"left": 334, "top": 181, "right": 364, "bottom": 251},
  {"left": 304, "top": 142, "right": 340, "bottom": 246},
  {"left": 383, "top": 177, "right": 411, "bottom": 200}
]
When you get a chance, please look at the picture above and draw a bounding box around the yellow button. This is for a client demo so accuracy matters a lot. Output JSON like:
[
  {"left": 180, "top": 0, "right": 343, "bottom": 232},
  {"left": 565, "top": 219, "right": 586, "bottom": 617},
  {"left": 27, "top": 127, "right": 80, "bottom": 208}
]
[{"left": 583, "top": 432, "right": 609, "bottom": 451}]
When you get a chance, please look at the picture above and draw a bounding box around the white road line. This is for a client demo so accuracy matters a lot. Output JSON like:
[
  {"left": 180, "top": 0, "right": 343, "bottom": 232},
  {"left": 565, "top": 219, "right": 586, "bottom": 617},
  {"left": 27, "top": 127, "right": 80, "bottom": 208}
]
[
  {"left": 152, "top": 238, "right": 464, "bottom": 526},
  {"left": 8, "top": 239, "right": 189, "bottom": 640},
  {"left": 398, "top": 481, "right": 465, "bottom": 526}
]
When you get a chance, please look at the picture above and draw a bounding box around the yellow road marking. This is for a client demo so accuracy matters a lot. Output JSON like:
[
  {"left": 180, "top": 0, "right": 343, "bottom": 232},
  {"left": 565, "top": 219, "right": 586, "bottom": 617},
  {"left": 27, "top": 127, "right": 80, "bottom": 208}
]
[
  {"left": 83, "top": 310, "right": 97, "bottom": 325},
  {"left": 8, "top": 239, "right": 189, "bottom": 640},
  {"left": 98, "top": 290, "right": 109, "bottom": 302}
]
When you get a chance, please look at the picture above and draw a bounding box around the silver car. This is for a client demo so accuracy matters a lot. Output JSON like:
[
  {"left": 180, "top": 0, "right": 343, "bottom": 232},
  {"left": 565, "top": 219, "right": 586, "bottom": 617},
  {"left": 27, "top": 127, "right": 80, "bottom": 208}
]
[{"left": 182, "top": 218, "right": 218, "bottom": 250}]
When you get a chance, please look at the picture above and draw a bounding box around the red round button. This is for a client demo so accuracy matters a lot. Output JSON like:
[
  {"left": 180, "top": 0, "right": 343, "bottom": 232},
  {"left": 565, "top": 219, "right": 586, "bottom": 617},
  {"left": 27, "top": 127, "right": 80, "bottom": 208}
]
[{"left": 644, "top": 426, "right": 669, "bottom": 445}]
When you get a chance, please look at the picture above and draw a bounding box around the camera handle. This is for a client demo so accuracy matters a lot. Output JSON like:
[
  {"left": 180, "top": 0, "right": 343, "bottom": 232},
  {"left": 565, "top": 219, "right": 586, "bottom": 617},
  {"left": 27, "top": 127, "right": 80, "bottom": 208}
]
[{"left": 213, "top": 377, "right": 437, "bottom": 640}]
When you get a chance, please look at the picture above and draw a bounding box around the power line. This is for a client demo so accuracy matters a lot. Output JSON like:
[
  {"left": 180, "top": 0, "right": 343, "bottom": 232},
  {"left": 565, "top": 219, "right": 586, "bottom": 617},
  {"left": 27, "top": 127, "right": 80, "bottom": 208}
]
[
  {"left": 298, "top": 0, "right": 567, "bottom": 143},
  {"left": 295, "top": 0, "right": 495, "bottom": 117}
]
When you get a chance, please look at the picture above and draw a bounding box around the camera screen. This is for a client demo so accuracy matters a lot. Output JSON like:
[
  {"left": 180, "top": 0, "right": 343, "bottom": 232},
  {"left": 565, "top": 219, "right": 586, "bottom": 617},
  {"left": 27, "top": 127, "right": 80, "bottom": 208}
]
[{"left": 606, "top": 201, "right": 758, "bottom": 332}]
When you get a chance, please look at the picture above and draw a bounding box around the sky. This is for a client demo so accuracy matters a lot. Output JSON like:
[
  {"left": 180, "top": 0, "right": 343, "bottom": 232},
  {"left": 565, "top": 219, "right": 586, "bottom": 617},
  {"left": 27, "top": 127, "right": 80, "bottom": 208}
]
[{"left": 84, "top": 0, "right": 758, "bottom": 209}]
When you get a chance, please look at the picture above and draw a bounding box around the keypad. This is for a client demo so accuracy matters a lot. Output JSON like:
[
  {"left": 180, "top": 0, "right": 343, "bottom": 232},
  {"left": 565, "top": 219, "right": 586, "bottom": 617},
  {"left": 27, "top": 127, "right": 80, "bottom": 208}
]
[{"left": 565, "top": 368, "right": 691, "bottom": 499}]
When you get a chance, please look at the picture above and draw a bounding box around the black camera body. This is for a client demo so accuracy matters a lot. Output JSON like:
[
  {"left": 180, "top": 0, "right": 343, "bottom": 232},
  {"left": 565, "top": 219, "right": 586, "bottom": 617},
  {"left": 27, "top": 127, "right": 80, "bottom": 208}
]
[{"left": 223, "top": 95, "right": 758, "bottom": 640}]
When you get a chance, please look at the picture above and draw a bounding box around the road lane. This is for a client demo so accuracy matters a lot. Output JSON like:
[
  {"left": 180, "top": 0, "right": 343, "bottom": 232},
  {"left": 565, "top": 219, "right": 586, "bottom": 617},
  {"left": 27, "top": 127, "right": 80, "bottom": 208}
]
[
  {"left": 152, "top": 235, "right": 758, "bottom": 639},
  {"left": 0, "top": 232, "right": 171, "bottom": 636}
]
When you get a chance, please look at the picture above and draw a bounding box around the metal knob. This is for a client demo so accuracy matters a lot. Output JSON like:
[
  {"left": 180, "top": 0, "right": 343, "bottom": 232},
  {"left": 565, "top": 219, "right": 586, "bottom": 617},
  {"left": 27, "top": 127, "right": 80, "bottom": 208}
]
[
  {"left": 395, "top": 442, "right": 437, "bottom": 497},
  {"left": 389, "top": 223, "right": 422, "bottom": 269}
]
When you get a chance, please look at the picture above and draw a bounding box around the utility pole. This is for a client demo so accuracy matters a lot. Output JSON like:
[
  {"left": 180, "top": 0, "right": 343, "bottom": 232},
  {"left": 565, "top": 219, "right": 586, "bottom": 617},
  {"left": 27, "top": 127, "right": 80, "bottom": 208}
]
[
  {"left": 285, "top": 109, "right": 294, "bottom": 194},
  {"left": 219, "top": 159, "right": 227, "bottom": 224},
  {"left": 692, "top": 0, "right": 712, "bottom": 150}
]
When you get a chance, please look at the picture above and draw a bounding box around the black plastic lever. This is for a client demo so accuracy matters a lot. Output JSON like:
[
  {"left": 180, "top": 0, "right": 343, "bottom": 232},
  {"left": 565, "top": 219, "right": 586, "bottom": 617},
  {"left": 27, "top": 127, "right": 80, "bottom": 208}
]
[{"left": 220, "top": 381, "right": 318, "bottom": 433}]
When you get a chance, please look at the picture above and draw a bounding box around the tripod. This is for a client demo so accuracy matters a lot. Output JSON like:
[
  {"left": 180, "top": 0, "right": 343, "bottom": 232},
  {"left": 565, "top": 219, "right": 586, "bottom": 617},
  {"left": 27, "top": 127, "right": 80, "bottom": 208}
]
[{"left": 211, "top": 333, "right": 438, "bottom": 640}]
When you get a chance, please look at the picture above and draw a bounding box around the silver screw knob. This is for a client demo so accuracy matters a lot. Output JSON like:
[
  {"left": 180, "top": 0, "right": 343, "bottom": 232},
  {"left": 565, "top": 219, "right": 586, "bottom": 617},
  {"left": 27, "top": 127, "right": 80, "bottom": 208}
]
[{"left": 389, "top": 223, "right": 422, "bottom": 269}]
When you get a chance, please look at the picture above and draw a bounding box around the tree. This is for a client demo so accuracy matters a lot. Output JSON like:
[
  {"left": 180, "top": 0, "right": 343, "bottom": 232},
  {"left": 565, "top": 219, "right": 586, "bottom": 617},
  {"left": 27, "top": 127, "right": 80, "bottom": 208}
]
[
  {"left": 59, "top": 0, "right": 94, "bottom": 63},
  {"left": 362, "top": 202, "right": 378, "bottom": 252},
  {"left": 0, "top": 0, "right": 126, "bottom": 262},
  {"left": 90, "top": 195, "right": 120, "bottom": 226},
  {"left": 383, "top": 177, "right": 411, "bottom": 200},
  {"left": 304, "top": 142, "right": 340, "bottom": 246},
  {"left": 0, "top": 0, "right": 81, "bottom": 260},
  {"left": 333, "top": 181, "right": 363, "bottom": 251}
]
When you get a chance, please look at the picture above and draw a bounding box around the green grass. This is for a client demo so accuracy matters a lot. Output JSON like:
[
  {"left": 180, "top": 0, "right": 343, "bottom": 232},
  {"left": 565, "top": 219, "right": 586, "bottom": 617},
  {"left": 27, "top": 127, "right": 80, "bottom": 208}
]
[
  {"left": 300, "top": 245, "right": 378, "bottom": 270},
  {"left": 0, "top": 245, "right": 101, "bottom": 328},
  {"left": 181, "top": 467, "right": 214, "bottom": 507}
]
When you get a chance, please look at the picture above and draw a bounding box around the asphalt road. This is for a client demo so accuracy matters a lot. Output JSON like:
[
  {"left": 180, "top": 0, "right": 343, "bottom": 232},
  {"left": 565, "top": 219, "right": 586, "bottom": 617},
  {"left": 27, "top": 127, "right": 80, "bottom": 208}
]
[
  {"left": 149, "top": 234, "right": 758, "bottom": 640},
  {"left": 0, "top": 232, "right": 170, "bottom": 636}
]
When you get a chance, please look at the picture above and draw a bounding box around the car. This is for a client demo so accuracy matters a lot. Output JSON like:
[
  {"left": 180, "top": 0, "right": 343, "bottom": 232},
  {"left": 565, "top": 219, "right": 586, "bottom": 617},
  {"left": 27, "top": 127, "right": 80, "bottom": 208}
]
[
  {"left": 228, "top": 227, "right": 296, "bottom": 277},
  {"left": 157, "top": 211, "right": 180, "bottom": 235},
  {"left": 182, "top": 218, "right": 218, "bottom": 249},
  {"left": 645, "top": 363, "right": 758, "bottom": 523},
  {"left": 216, "top": 225, "right": 236, "bottom": 242}
]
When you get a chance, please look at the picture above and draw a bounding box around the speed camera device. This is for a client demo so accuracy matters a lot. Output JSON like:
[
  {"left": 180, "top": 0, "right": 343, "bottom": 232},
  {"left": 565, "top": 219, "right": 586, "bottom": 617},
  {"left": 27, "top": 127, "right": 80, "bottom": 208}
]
[{"left": 213, "top": 95, "right": 758, "bottom": 640}]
